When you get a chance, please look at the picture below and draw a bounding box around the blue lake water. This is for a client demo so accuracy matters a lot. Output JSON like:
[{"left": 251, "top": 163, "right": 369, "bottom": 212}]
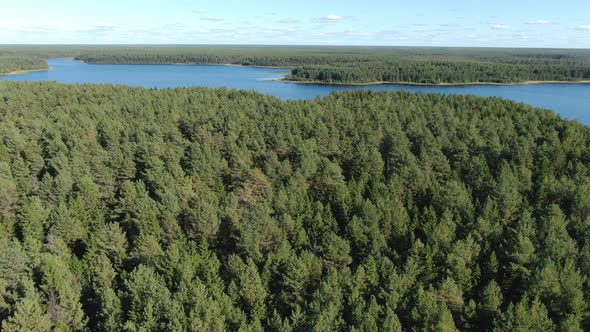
[{"left": 2, "top": 58, "right": 589, "bottom": 124}]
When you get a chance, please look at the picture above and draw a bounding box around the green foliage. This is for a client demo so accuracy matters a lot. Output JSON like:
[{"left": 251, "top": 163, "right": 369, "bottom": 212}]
[
  {"left": 2, "top": 292, "right": 52, "bottom": 332},
  {"left": 497, "top": 296, "right": 556, "bottom": 331},
  {"left": 0, "top": 56, "right": 48, "bottom": 75},
  {"left": 0, "top": 81, "right": 589, "bottom": 330},
  {"left": 288, "top": 58, "right": 590, "bottom": 84}
]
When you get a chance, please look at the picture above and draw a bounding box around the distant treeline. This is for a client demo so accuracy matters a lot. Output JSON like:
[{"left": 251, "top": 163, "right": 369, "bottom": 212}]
[
  {"left": 0, "top": 56, "right": 48, "bottom": 75},
  {"left": 2, "top": 45, "right": 590, "bottom": 84}
]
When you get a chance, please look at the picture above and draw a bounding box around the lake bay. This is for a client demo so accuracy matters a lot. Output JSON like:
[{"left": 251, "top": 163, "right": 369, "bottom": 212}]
[{"left": 2, "top": 58, "right": 589, "bottom": 124}]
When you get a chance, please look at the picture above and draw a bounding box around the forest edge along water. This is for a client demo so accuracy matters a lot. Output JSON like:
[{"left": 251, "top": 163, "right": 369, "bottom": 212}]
[{"left": 1, "top": 58, "right": 589, "bottom": 125}]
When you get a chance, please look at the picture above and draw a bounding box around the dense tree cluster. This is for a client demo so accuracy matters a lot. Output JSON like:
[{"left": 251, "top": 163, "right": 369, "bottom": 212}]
[
  {"left": 288, "top": 60, "right": 590, "bottom": 84},
  {"left": 74, "top": 51, "right": 364, "bottom": 67},
  {"left": 1, "top": 81, "right": 590, "bottom": 331},
  {"left": 0, "top": 56, "right": 48, "bottom": 75}
]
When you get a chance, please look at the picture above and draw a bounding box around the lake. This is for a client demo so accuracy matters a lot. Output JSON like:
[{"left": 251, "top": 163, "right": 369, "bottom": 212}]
[{"left": 2, "top": 58, "right": 589, "bottom": 124}]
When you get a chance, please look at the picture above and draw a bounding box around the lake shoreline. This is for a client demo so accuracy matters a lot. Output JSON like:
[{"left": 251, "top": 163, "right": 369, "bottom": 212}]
[
  {"left": 220, "top": 63, "right": 295, "bottom": 69},
  {"left": 0, "top": 67, "right": 52, "bottom": 76},
  {"left": 77, "top": 59, "right": 295, "bottom": 70},
  {"left": 70, "top": 60, "right": 590, "bottom": 87},
  {"left": 278, "top": 78, "right": 590, "bottom": 87}
]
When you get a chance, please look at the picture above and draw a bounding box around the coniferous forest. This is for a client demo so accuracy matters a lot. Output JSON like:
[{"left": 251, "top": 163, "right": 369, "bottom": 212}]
[
  {"left": 1, "top": 81, "right": 589, "bottom": 331},
  {"left": 0, "top": 56, "right": 48, "bottom": 75}
]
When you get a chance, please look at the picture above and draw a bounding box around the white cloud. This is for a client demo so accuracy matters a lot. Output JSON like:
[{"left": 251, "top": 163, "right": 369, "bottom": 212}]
[
  {"left": 314, "top": 14, "right": 353, "bottom": 24},
  {"left": 527, "top": 20, "right": 551, "bottom": 25},
  {"left": 200, "top": 17, "right": 224, "bottom": 22},
  {"left": 491, "top": 24, "right": 510, "bottom": 30},
  {"left": 192, "top": 9, "right": 207, "bottom": 14},
  {"left": 325, "top": 14, "right": 342, "bottom": 20},
  {"left": 576, "top": 25, "right": 590, "bottom": 30}
]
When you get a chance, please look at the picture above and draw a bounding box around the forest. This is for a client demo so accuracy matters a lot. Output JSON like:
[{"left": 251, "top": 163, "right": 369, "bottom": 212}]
[
  {"left": 0, "top": 56, "right": 48, "bottom": 75},
  {"left": 0, "top": 81, "right": 589, "bottom": 331},
  {"left": 2, "top": 45, "right": 590, "bottom": 84},
  {"left": 287, "top": 60, "right": 590, "bottom": 84}
]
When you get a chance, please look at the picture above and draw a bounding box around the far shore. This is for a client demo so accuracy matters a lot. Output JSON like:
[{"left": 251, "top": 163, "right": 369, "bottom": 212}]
[
  {"left": 0, "top": 67, "right": 52, "bottom": 76},
  {"left": 220, "top": 63, "right": 294, "bottom": 70},
  {"left": 78, "top": 59, "right": 295, "bottom": 70},
  {"left": 6, "top": 58, "right": 590, "bottom": 88},
  {"left": 277, "top": 78, "right": 590, "bottom": 87}
]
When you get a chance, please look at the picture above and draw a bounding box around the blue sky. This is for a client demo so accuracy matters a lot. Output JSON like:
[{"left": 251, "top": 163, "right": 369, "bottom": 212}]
[{"left": 1, "top": 0, "right": 590, "bottom": 47}]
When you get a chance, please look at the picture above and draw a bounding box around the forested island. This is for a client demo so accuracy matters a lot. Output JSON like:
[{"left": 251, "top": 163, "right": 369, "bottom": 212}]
[
  {"left": 0, "top": 81, "right": 589, "bottom": 331},
  {"left": 2, "top": 45, "right": 590, "bottom": 84}
]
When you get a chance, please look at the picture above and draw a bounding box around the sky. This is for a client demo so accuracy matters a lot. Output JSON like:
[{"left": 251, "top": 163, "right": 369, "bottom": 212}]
[{"left": 1, "top": 0, "right": 590, "bottom": 47}]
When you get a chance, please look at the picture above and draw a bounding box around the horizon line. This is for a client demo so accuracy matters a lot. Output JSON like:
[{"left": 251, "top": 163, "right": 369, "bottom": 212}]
[{"left": 1, "top": 44, "right": 590, "bottom": 50}]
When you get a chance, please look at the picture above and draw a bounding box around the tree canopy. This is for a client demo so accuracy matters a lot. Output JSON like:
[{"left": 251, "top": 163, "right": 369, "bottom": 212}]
[
  {"left": 0, "top": 81, "right": 589, "bottom": 330},
  {"left": 0, "top": 56, "right": 48, "bottom": 75}
]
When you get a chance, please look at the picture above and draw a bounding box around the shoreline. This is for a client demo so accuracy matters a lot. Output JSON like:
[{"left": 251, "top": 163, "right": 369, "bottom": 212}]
[
  {"left": 278, "top": 78, "right": 590, "bottom": 87},
  {"left": 0, "top": 67, "right": 52, "bottom": 76},
  {"left": 78, "top": 59, "right": 294, "bottom": 70},
  {"left": 220, "top": 63, "right": 294, "bottom": 69},
  {"left": 72, "top": 59, "right": 590, "bottom": 86},
  {"left": 8, "top": 59, "right": 590, "bottom": 88}
]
